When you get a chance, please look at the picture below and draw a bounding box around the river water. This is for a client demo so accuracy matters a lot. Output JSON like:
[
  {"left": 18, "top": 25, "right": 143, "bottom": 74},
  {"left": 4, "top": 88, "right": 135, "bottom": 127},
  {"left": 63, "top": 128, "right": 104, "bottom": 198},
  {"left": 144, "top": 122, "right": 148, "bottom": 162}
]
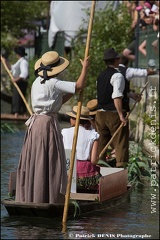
[{"left": 1, "top": 122, "right": 159, "bottom": 239}]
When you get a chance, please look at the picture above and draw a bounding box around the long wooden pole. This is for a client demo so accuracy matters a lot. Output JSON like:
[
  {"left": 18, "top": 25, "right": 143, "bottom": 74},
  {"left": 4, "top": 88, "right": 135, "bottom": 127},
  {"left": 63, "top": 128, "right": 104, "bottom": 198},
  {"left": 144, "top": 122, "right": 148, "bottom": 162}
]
[
  {"left": 99, "top": 80, "right": 149, "bottom": 159},
  {"left": 1, "top": 55, "right": 33, "bottom": 115},
  {"left": 62, "top": 0, "right": 96, "bottom": 226}
]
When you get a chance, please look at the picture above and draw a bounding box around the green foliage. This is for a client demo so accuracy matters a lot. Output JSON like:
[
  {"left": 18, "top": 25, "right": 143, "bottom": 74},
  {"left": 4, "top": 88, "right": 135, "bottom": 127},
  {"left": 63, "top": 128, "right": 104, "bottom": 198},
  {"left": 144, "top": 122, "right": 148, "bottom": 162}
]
[
  {"left": 1, "top": 1, "right": 48, "bottom": 55},
  {"left": 127, "top": 142, "right": 153, "bottom": 187},
  {"left": 142, "top": 112, "right": 158, "bottom": 126},
  {"left": 1, "top": 123, "right": 19, "bottom": 133},
  {"left": 129, "top": 120, "right": 137, "bottom": 130},
  {"left": 127, "top": 156, "right": 151, "bottom": 187},
  {"left": 98, "top": 141, "right": 157, "bottom": 188},
  {"left": 25, "top": 57, "right": 40, "bottom": 103},
  {"left": 142, "top": 113, "right": 159, "bottom": 146},
  {"left": 70, "top": 200, "right": 81, "bottom": 218},
  {"left": 97, "top": 141, "right": 156, "bottom": 188},
  {"left": 28, "top": 57, "right": 39, "bottom": 86},
  {"left": 1, "top": 32, "right": 18, "bottom": 56},
  {"left": 1, "top": 1, "right": 48, "bottom": 36},
  {"left": 97, "top": 160, "right": 112, "bottom": 167},
  {"left": 66, "top": 4, "right": 133, "bottom": 104}
]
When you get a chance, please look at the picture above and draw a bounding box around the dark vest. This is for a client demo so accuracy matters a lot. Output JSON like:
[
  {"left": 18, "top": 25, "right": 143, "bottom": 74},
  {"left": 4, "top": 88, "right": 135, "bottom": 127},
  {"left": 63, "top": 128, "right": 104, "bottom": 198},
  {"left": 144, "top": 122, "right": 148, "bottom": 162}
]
[
  {"left": 97, "top": 66, "right": 129, "bottom": 111},
  {"left": 119, "top": 65, "right": 130, "bottom": 112}
]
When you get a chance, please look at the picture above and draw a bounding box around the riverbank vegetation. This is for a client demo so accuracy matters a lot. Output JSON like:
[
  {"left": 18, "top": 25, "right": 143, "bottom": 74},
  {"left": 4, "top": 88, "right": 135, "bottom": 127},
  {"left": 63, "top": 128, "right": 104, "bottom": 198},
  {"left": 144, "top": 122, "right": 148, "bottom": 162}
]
[{"left": 65, "top": 3, "right": 133, "bottom": 104}]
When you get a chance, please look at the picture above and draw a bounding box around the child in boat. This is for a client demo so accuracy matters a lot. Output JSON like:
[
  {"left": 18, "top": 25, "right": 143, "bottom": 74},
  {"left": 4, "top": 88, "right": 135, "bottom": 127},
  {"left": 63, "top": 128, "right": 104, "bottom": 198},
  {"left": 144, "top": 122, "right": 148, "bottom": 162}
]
[{"left": 61, "top": 105, "right": 102, "bottom": 192}]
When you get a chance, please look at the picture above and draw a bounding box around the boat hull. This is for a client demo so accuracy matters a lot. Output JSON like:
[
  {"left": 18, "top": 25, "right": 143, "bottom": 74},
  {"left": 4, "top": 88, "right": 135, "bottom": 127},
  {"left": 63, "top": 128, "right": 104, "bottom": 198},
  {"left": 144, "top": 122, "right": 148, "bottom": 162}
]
[
  {"left": 2, "top": 168, "right": 131, "bottom": 219},
  {"left": 1, "top": 186, "right": 132, "bottom": 219}
]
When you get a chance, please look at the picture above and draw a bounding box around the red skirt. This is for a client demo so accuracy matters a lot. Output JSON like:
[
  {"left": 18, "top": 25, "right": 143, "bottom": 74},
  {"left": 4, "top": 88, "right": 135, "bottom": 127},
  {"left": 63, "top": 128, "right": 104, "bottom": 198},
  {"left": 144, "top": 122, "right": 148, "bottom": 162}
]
[{"left": 77, "top": 160, "right": 101, "bottom": 190}]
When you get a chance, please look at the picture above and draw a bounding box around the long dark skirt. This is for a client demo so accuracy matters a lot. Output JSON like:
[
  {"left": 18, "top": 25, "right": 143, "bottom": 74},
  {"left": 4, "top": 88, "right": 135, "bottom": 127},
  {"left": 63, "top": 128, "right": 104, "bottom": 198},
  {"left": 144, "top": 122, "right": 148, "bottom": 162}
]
[
  {"left": 15, "top": 114, "right": 67, "bottom": 203},
  {"left": 12, "top": 80, "right": 28, "bottom": 114}
]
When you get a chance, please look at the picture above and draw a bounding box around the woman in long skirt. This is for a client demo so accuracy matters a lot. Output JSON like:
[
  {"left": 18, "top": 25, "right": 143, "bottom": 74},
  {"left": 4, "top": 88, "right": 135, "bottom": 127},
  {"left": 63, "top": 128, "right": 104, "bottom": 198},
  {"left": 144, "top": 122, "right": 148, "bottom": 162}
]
[{"left": 15, "top": 51, "right": 90, "bottom": 203}]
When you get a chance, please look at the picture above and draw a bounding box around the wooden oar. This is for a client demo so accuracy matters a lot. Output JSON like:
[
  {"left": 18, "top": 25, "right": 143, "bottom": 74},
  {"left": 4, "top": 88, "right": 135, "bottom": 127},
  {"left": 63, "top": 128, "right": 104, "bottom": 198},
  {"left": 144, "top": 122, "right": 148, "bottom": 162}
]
[
  {"left": 62, "top": 0, "right": 96, "bottom": 226},
  {"left": 1, "top": 55, "right": 33, "bottom": 115},
  {"left": 99, "top": 80, "right": 149, "bottom": 159}
]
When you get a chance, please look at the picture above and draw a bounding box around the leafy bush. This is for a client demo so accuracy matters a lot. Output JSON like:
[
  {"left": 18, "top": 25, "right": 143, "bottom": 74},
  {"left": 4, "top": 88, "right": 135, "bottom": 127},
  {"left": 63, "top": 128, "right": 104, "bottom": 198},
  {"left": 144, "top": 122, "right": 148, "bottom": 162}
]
[
  {"left": 98, "top": 141, "right": 157, "bottom": 188},
  {"left": 28, "top": 57, "right": 39, "bottom": 88},
  {"left": 1, "top": 1, "right": 48, "bottom": 55},
  {"left": 66, "top": 4, "right": 133, "bottom": 104},
  {"left": 127, "top": 141, "right": 155, "bottom": 187}
]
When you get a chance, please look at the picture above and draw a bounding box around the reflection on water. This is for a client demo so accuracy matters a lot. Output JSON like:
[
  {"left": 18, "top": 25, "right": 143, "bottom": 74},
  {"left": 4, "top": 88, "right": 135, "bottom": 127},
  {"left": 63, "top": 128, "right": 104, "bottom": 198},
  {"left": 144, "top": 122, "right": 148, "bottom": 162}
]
[{"left": 1, "top": 123, "right": 159, "bottom": 239}]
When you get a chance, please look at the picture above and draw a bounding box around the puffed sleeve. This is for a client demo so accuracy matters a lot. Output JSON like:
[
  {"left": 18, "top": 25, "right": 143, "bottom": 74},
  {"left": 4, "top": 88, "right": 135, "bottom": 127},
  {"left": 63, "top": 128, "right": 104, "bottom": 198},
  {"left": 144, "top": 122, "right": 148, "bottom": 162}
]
[
  {"left": 54, "top": 79, "right": 76, "bottom": 94},
  {"left": 90, "top": 129, "right": 100, "bottom": 141}
]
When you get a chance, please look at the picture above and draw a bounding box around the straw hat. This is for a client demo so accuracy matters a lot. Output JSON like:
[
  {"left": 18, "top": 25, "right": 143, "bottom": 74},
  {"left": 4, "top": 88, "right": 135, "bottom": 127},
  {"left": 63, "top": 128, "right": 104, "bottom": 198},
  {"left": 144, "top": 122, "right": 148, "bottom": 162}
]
[
  {"left": 86, "top": 99, "right": 98, "bottom": 116},
  {"left": 66, "top": 106, "right": 93, "bottom": 120},
  {"left": 34, "top": 51, "right": 69, "bottom": 79}
]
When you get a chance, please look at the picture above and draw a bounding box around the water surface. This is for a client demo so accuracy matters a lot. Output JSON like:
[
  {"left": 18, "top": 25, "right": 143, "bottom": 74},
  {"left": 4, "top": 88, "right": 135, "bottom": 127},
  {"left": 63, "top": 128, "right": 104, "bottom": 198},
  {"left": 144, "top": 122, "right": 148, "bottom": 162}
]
[{"left": 1, "top": 123, "right": 159, "bottom": 239}]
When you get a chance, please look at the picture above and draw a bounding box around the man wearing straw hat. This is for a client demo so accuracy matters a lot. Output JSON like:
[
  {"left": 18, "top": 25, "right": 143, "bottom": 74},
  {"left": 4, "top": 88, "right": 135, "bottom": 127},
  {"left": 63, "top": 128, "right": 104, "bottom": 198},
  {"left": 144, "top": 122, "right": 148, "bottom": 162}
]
[
  {"left": 96, "top": 48, "right": 129, "bottom": 168},
  {"left": 15, "top": 51, "right": 90, "bottom": 204}
]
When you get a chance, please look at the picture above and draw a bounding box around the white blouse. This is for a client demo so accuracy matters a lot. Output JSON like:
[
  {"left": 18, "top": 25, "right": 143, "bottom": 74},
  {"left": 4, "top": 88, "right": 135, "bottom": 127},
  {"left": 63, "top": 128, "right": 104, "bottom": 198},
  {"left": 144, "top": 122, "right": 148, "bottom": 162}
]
[
  {"left": 11, "top": 57, "right": 29, "bottom": 79},
  {"left": 61, "top": 126, "right": 99, "bottom": 160},
  {"left": 31, "top": 76, "right": 76, "bottom": 114}
]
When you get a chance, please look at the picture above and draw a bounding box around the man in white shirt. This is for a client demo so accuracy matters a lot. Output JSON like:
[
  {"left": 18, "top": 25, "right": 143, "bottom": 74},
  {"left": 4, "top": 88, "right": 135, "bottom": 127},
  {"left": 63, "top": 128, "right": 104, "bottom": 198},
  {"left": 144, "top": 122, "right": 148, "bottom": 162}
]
[
  {"left": 96, "top": 48, "right": 129, "bottom": 168},
  {"left": 119, "top": 55, "right": 156, "bottom": 104}
]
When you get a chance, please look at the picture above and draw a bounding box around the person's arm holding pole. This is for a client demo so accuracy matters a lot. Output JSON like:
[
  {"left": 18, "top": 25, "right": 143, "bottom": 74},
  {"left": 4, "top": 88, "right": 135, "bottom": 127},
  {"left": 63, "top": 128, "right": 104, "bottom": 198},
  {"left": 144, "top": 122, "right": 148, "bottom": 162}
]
[
  {"left": 99, "top": 80, "right": 149, "bottom": 159},
  {"left": 1, "top": 55, "right": 32, "bottom": 115},
  {"left": 62, "top": 0, "right": 96, "bottom": 227}
]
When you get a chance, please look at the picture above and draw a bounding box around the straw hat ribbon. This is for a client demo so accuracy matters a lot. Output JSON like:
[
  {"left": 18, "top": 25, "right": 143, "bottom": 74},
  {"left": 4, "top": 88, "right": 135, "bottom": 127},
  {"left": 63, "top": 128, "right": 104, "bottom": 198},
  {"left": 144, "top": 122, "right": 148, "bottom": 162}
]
[{"left": 34, "top": 51, "right": 69, "bottom": 80}]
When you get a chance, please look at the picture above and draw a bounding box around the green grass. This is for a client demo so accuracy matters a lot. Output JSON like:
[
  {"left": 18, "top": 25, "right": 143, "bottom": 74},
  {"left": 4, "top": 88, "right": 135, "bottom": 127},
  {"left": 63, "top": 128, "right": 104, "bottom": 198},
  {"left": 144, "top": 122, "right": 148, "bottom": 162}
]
[{"left": 1, "top": 123, "right": 20, "bottom": 133}]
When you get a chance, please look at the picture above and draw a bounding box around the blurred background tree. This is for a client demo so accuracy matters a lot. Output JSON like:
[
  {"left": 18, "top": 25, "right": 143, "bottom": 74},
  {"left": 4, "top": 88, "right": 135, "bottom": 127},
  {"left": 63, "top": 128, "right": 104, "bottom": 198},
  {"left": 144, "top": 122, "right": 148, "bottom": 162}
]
[
  {"left": 1, "top": 2, "right": 133, "bottom": 104},
  {"left": 65, "top": 3, "right": 133, "bottom": 104},
  {"left": 1, "top": 1, "right": 49, "bottom": 56}
]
